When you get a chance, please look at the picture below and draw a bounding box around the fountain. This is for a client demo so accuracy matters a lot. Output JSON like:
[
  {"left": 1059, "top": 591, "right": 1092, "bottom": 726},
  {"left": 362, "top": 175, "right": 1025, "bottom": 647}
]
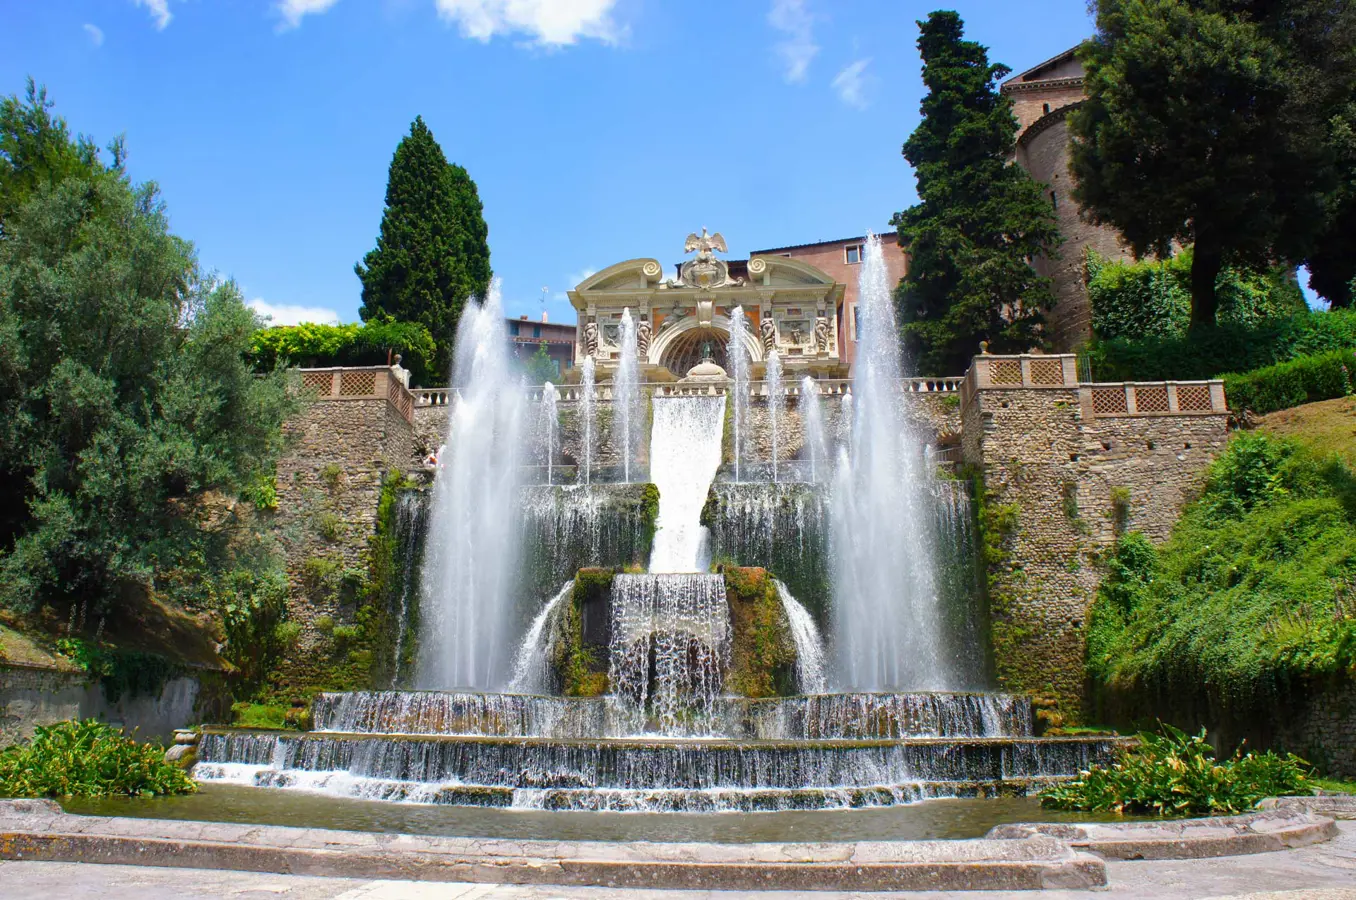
[
  {"left": 727, "top": 306, "right": 750, "bottom": 482},
  {"left": 195, "top": 234, "right": 1122, "bottom": 817},
  {"left": 615, "top": 309, "right": 641, "bottom": 482}
]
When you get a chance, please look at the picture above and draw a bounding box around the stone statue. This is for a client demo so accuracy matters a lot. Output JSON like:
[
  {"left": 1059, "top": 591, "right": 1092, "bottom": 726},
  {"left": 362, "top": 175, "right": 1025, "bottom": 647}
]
[
  {"left": 637, "top": 319, "right": 652, "bottom": 357},
  {"left": 684, "top": 227, "right": 728, "bottom": 260},
  {"left": 677, "top": 227, "right": 744, "bottom": 290},
  {"left": 760, "top": 317, "right": 777, "bottom": 355},
  {"left": 814, "top": 316, "right": 829, "bottom": 353},
  {"left": 584, "top": 321, "right": 599, "bottom": 357}
]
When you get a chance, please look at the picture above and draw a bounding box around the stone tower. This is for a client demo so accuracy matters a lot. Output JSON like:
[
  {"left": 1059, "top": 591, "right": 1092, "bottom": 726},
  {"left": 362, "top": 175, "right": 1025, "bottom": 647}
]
[{"left": 1002, "top": 48, "right": 1134, "bottom": 351}]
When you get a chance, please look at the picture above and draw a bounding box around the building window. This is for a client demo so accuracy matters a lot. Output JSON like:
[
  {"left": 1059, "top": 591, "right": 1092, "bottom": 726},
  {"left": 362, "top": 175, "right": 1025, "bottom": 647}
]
[
  {"left": 845, "top": 244, "right": 863, "bottom": 265},
  {"left": 1043, "top": 102, "right": 1051, "bottom": 115},
  {"left": 533, "top": 325, "right": 541, "bottom": 338},
  {"left": 509, "top": 321, "right": 520, "bottom": 336}
]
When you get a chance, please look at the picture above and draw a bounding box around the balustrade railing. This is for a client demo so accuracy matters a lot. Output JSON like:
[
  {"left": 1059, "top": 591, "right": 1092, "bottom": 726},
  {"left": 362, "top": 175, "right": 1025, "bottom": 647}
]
[{"left": 294, "top": 366, "right": 416, "bottom": 424}]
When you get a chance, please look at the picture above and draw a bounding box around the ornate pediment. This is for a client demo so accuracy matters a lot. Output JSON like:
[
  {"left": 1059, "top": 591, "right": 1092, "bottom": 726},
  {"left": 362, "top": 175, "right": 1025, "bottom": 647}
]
[{"left": 675, "top": 228, "right": 744, "bottom": 291}]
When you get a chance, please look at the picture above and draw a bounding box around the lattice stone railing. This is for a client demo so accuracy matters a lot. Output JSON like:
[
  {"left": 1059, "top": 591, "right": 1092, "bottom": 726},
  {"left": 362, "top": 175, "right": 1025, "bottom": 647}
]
[
  {"left": 414, "top": 377, "right": 965, "bottom": 407},
  {"left": 294, "top": 366, "right": 416, "bottom": 424},
  {"left": 960, "top": 353, "right": 1227, "bottom": 418}
]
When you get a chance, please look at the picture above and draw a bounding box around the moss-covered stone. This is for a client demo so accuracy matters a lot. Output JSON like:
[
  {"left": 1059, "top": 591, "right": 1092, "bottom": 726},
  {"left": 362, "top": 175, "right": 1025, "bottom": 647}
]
[
  {"left": 552, "top": 568, "right": 613, "bottom": 697},
  {"left": 723, "top": 566, "right": 797, "bottom": 698}
]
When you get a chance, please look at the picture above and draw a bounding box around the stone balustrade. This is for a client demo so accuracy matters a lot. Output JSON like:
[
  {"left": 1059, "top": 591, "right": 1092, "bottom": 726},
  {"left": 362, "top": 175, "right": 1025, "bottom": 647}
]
[
  {"left": 413, "top": 377, "right": 965, "bottom": 407},
  {"left": 296, "top": 366, "right": 416, "bottom": 424}
]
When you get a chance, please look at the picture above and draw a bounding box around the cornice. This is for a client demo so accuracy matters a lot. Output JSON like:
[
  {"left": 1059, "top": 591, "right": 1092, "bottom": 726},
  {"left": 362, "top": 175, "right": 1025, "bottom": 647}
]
[{"left": 1002, "top": 76, "right": 1084, "bottom": 95}]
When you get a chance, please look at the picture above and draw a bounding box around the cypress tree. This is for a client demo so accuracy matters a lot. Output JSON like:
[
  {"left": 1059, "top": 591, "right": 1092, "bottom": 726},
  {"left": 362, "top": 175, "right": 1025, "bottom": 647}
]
[
  {"left": 892, "top": 11, "right": 1062, "bottom": 377},
  {"left": 356, "top": 116, "right": 491, "bottom": 380}
]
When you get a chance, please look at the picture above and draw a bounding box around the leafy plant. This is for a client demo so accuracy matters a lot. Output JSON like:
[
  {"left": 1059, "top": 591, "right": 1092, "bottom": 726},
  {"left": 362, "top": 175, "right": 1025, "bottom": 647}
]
[
  {"left": 54, "top": 638, "right": 178, "bottom": 704},
  {"left": 0, "top": 719, "right": 196, "bottom": 798},
  {"left": 1040, "top": 724, "right": 1310, "bottom": 816},
  {"left": 1222, "top": 350, "right": 1356, "bottom": 415},
  {"left": 250, "top": 319, "right": 436, "bottom": 387},
  {"left": 216, "top": 568, "right": 298, "bottom": 692}
]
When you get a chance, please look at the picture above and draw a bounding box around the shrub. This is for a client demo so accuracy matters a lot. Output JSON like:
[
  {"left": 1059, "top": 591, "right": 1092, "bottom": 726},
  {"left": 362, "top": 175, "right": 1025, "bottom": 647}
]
[
  {"left": 1222, "top": 350, "right": 1356, "bottom": 415},
  {"left": 217, "top": 568, "right": 298, "bottom": 692},
  {"left": 250, "top": 319, "right": 436, "bottom": 386},
  {"left": 1040, "top": 724, "right": 1310, "bottom": 815},
  {"left": 1086, "top": 308, "right": 1356, "bottom": 382},
  {"left": 0, "top": 719, "right": 196, "bottom": 798}
]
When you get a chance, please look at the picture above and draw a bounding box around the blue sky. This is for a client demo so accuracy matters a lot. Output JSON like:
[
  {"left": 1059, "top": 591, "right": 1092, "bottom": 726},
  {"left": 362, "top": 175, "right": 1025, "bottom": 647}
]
[{"left": 3, "top": 0, "right": 1103, "bottom": 326}]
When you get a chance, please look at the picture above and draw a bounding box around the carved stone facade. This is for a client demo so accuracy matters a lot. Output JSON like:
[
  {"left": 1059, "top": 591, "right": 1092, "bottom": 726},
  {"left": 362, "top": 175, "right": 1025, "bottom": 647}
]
[{"left": 568, "top": 231, "right": 848, "bottom": 380}]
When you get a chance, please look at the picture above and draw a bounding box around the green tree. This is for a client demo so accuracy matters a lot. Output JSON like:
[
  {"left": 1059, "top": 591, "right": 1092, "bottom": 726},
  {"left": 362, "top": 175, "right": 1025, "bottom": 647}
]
[
  {"left": 355, "top": 116, "right": 491, "bottom": 381},
  {"left": 0, "top": 79, "right": 108, "bottom": 233},
  {"left": 523, "top": 342, "right": 560, "bottom": 384},
  {"left": 1071, "top": 0, "right": 1355, "bottom": 325},
  {"left": 0, "top": 86, "right": 295, "bottom": 615},
  {"left": 1304, "top": 100, "right": 1356, "bottom": 308},
  {"left": 892, "top": 11, "right": 1063, "bottom": 376}
]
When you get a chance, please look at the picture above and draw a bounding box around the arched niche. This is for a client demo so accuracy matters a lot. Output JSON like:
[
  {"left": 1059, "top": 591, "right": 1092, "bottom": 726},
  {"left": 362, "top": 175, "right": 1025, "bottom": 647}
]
[{"left": 648, "top": 314, "right": 763, "bottom": 374}]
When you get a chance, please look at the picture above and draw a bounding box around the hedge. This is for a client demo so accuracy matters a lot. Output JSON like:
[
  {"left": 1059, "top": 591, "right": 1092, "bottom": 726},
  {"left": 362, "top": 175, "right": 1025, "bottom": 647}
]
[
  {"left": 250, "top": 320, "right": 437, "bottom": 386},
  {"left": 1222, "top": 350, "right": 1356, "bottom": 415}
]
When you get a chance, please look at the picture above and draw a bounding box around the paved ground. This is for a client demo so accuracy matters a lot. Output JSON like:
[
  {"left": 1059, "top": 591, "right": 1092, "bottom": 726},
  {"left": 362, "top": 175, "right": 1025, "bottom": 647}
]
[{"left": 1, "top": 822, "right": 1353, "bottom": 899}]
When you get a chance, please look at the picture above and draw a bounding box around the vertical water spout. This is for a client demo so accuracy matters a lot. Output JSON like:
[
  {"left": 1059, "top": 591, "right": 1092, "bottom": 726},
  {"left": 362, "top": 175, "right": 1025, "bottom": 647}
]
[
  {"left": 615, "top": 309, "right": 640, "bottom": 483},
  {"left": 390, "top": 491, "right": 427, "bottom": 688},
  {"left": 580, "top": 356, "right": 596, "bottom": 485},
  {"left": 830, "top": 234, "right": 954, "bottom": 691},
  {"left": 418, "top": 281, "right": 525, "bottom": 690},
  {"left": 539, "top": 382, "right": 558, "bottom": 486},
  {"left": 727, "top": 307, "right": 750, "bottom": 482},
  {"left": 507, "top": 581, "right": 572, "bottom": 694},
  {"left": 766, "top": 350, "right": 783, "bottom": 483},
  {"left": 800, "top": 376, "right": 826, "bottom": 483}
]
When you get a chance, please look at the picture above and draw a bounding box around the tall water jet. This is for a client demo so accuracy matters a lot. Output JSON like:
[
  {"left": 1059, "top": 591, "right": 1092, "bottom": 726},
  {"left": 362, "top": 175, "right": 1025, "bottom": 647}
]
[
  {"left": 799, "top": 376, "right": 827, "bottom": 483},
  {"left": 539, "top": 382, "right": 559, "bottom": 486},
  {"left": 507, "top": 581, "right": 572, "bottom": 694},
  {"left": 830, "top": 234, "right": 954, "bottom": 691},
  {"left": 727, "top": 306, "right": 750, "bottom": 482},
  {"left": 776, "top": 581, "right": 828, "bottom": 694},
  {"left": 615, "top": 309, "right": 640, "bottom": 482},
  {"left": 418, "top": 281, "right": 525, "bottom": 690},
  {"left": 579, "top": 356, "right": 596, "bottom": 485},
  {"left": 765, "top": 350, "right": 783, "bottom": 483},
  {"left": 647, "top": 396, "right": 727, "bottom": 573}
]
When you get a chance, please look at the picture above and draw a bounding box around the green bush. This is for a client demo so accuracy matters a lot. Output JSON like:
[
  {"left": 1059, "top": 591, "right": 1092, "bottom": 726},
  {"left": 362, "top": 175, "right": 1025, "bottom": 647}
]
[
  {"left": 1086, "top": 309, "right": 1356, "bottom": 382},
  {"left": 1088, "top": 249, "right": 1306, "bottom": 343},
  {"left": 1087, "top": 434, "right": 1356, "bottom": 708},
  {"left": 1222, "top": 350, "right": 1356, "bottom": 415},
  {"left": 1040, "top": 724, "right": 1310, "bottom": 816},
  {"left": 250, "top": 319, "right": 436, "bottom": 386},
  {"left": 0, "top": 719, "right": 196, "bottom": 798},
  {"left": 216, "top": 568, "right": 298, "bottom": 692}
]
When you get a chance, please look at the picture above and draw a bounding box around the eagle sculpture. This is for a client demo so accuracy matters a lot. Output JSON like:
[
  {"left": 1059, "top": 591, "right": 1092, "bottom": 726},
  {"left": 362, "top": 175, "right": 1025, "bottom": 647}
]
[{"left": 684, "top": 228, "right": 727, "bottom": 257}]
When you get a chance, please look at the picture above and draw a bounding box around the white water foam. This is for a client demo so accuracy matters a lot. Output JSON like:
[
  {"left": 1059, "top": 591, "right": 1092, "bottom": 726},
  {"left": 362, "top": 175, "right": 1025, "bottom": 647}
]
[
  {"left": 647, "top": 396, "right": 727, "bottom": 573},
  {"left": 775, "top": 580, "right": 828, "bottom": 694}
]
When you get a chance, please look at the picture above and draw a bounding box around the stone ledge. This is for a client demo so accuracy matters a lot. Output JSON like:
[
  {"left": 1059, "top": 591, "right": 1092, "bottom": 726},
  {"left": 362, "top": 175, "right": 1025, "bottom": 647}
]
[
  {"left": 0, "top": 800, "right": 1105, "bottom": 891},
  {"left": 1260, "top": 794, "right": 1356, "bottom": 821},
  {"left": 987, "top": 808, "right": 1339, "bottom": 860}
]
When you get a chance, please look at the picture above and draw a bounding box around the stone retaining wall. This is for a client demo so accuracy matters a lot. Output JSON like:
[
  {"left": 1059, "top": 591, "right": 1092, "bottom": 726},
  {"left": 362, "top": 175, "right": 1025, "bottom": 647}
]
[{"left": 0, "top": 663, "right": 204, "bottom": 745}]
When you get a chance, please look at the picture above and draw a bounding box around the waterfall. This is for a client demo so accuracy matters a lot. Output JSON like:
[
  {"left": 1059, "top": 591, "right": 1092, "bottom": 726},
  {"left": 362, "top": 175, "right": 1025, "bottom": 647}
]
[
  {"left": 765, "top": 350, "right": 783, "bottom": 483},
  {"left": 615, "top": 309, "right": 640, "bottom": 483},
  {"left": 800, "top": 376, "right": 827, "bottom": 483},
  {"left": 727, "top": 307, "right": 750, "bottom": 482},
  {"left": 389, "top": 491, "right": 428, "bottom": 687},
  {"left": 539, "top": 382, "right": 558, "bottom": 486},
  {"left": 608, "top": 574, "right": 730, "bottom": 735},
  {"left": 775, "top": 580, "right": 827, "bottom": 694},
  {"left": 580, "top": 356, "right": 596, "bottom": 485},
  {"left": 647, "top": 396, "right": 727, "bottom": 574},
  {"left": 830, "top": 234, "right": 955, "bottom": 691},
  {"left": 418, "top": 281, "right": 525, "bottom": 691},
  {"left": 507, "top": 581, "right": 572, "bottom": 694}
]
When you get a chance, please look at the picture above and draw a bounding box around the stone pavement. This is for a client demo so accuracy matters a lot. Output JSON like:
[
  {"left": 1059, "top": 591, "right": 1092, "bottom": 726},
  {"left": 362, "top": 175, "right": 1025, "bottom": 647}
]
[{"left": 0, "top": 822, "right": 1353, "bottom": 900}]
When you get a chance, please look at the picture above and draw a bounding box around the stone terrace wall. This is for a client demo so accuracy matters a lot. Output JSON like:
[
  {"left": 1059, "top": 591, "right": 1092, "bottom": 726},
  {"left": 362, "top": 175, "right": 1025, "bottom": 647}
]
[
  {"left": 0, "top": 664, "right": 203, "bottom": 745},
  {"left": 961, "top": 355, "right": 1229, "bottom": 720}
]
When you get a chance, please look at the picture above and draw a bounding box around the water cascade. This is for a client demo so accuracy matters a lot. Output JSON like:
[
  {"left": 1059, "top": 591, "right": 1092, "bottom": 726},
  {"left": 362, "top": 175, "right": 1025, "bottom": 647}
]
[
  {"left": 776, "top": 580, "right": 827, "bottom": 694},
  {"left": 727, "top": 307, "right": 750, "bottom": 482},
  {"left": 539, "top": 382, "right": 559, "bottom": 486},
  {"left": 647, "top": 396, "right": 727, "bottom": 573},
  {"left": 830, "top": 234, "right": 959, "bottom": 691},
  {"left": 615, "top": 309, "right": 640, "bottom": 482},
  {"left": 417, "top": 282, "right": 525, "bottom": 691},
  {"left": 388, "top": 491, "right": 428, "bottom": 687},
  {"left": 765, "top": 350, "right": 783, "bottom": 483},
  {"left": 579, "top": 356, "right": 596, "bottom": 485},
  {"left": 507, "top": 582, "right": 573, "bottom": 694},
  {"left": 799, "top": 376, "right": 827, "bottom": 483},
  {"left": 608, "top": 574, "right": 731, "bottom": 735}
]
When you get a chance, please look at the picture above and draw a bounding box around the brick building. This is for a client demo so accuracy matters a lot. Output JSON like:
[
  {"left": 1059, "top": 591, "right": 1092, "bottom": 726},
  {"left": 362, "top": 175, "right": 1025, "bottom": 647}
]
[
  {"left": 1002, "top": 48, "right": 1134, "bottom": 351},
  {"left": 508, "top": 313, "right": 575, "bottom": 378}
]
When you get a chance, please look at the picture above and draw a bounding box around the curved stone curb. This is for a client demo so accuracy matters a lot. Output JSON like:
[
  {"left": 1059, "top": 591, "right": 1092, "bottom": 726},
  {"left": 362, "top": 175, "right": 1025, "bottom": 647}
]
[
  {"left": 1260, "top": 794, "right": 1356, "bottom": 821},
  {"left": 0, "top": 799, "right": 1104, "bottom": 891},
  {"left": 987, "top": 808, "right": 1338, "bottom": 860}
]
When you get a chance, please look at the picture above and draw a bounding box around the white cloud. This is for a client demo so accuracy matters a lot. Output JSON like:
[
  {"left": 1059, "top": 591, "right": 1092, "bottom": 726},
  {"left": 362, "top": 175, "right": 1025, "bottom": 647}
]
[
  {"left": 133, "top": 0, "right": 174, "bottom": 30},
  {"left": 83, "top": 23, "right": 104, "bottom": 47},
  {"left": 833, "top": 58, "right": 873, "bottom": 110},
  {"left": 768, "top": 0, "right": 817, "bottom": 84},
  {"left": 275, "top": 0, "right": 342, "bottom": 31},
  {"left": 433, "top": 0, "right": 620, "bottom": 46},
  {"left": 248, "top": 298, "right": 342, "bottom": 326},
  {"left": 553, "top": 267, "right": 598, "bottom": 302}
]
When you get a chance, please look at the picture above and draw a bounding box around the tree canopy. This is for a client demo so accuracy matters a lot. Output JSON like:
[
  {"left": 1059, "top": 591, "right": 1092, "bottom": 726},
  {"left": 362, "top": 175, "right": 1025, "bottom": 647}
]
[
  {"left": 0, "top": 85, "right": 295, "bottom": 615},
  {"left": 1071, "top": 0, "right": 1356, "bottom": 323},
  {"left": 892, "top": 11, "right": 1063, "bottom": 376},
  {"left": 355, "top": 116, "right": 491, "bottom": 382}
]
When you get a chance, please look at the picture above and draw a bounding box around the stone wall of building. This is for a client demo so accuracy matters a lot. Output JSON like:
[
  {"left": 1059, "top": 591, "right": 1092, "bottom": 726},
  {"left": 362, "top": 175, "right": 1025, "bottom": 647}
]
[{"left": 0, "top": 664, "right": 205, "bottom": 745}]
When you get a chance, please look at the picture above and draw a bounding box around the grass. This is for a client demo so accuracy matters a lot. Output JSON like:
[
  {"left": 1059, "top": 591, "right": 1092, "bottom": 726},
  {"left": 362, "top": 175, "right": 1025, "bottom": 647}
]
[
  {"left": 1257, "top": 396, "right": 1356, "bottom": 469},
  {"left": 1312, "top": 778, "right": 1356, "bottom": 794}
]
